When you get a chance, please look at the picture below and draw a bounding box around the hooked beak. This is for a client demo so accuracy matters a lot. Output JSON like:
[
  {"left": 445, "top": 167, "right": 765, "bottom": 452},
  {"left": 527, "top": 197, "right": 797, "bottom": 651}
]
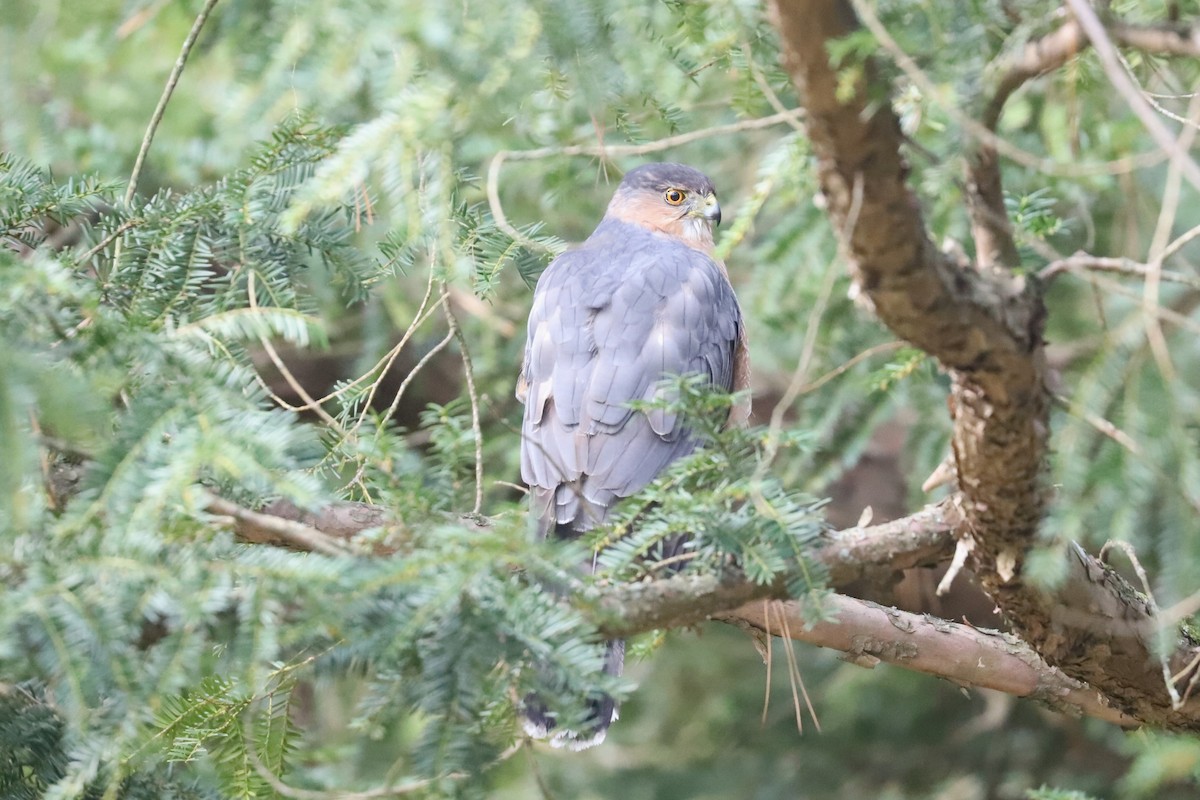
[{"left": 701, "top": 193, "right": 721, "bottom": 226}]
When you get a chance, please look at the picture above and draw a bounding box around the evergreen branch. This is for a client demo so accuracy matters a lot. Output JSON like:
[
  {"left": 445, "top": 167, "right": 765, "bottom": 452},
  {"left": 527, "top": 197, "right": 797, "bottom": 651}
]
[{"left": 125, "top": 0, "right": 221, "bottom": 205}]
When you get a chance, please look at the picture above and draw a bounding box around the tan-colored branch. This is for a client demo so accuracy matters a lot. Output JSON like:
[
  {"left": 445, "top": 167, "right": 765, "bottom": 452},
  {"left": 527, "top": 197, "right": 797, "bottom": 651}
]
[
  {"left": 204, "top": 493, "right": 359, "bottom": 556},
  {"left": 727, "top": 595, "right": 1133, "bottom": 727},
  {"left": 213, "top": 491, "right": 1145, "bottom": 726},
  {"left": 1040, "top": 253, "right": 1200, "bottom": 292},
  {"left": 767, "top": 0, "right": 1200, "bottom": 730},
  {"left": 1111, "top": 21, "right": 1200, "bottom": 57},
  {"left": 241, "top": 496, "right": 958, "bottom": 580}
]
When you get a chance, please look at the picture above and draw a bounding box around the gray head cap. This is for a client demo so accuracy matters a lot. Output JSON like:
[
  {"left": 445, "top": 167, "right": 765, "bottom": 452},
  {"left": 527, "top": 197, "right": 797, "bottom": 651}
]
[{"left": 619, "top": 162, "right": 716, "bottom": 196}]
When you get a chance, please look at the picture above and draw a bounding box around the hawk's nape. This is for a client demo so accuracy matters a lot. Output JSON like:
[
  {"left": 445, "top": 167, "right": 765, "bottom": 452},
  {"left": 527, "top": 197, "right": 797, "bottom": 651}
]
[{"left": 517, "top": 162, "right": 749, "bottom": 748}]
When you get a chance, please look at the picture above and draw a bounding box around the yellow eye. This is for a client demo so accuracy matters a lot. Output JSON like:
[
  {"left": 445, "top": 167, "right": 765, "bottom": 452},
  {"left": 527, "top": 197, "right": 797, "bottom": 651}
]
[{"left": 664, "top": 188, "right": 686, "bottom": 205}]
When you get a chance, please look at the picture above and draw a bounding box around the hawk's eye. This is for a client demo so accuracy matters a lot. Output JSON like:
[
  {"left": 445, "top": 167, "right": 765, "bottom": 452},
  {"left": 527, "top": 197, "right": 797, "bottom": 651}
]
[{"left": 664, "top": 188, "right": 686, "bottom": 205}]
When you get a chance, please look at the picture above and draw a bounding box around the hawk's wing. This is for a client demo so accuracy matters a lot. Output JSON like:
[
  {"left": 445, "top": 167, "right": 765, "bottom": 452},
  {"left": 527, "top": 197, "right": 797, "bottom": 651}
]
[{"left": 519, "top": 219, "right": 742, "bottom": 537}]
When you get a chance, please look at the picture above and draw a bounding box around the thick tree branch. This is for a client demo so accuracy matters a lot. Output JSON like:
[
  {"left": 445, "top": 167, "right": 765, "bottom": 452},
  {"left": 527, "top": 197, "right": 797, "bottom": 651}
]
[
  {"left": 242, "top": 495, "right": 958, "bottom": 582},
  {"left": 579, "top": 505, "right": 957, "bottom": 636},
  {"left": 582, "top": 546, "right": 1130, "bottom": 726},
  {"left": 728, "top": 594, "right": 1133, "bottom": 727},
  {"left": 767, "top": 0, "right": 1200, "bottom": 730},
  {"left": 1111, "top": 20, "right": 1200, "bottom": 57},
  {"left": 218, "top": 493, "right": 1143, "bottom": 726}
]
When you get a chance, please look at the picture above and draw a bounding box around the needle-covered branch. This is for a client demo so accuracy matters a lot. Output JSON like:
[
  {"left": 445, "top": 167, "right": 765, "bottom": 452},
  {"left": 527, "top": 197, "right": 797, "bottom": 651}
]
[{"left": 218, "top": 493, "right": 1142, "bottom": 726}]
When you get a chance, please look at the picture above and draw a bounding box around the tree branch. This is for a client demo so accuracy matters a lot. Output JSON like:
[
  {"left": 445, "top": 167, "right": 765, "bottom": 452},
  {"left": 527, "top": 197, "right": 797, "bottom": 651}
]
[
  {"left": 727, "top": 594, "right": 1134, "bottom": 727},
  {"left": 205, "top": 493, "right": 363, "bottom": 556},
  {"left": 967, "top": 12, "right": 1200, "bottom": 270},
  {"left": 970, "top": 19, "right": 1089, "bottom": 270},
  {"left": 214, "top": 492, "right": 1144, "bottom": 726},
  {"left": 767, "top": 0, "right": 1200, "bottom": 730},
  {"left": 1111, "top": 20, "right": 1200, "bottom": 57}
]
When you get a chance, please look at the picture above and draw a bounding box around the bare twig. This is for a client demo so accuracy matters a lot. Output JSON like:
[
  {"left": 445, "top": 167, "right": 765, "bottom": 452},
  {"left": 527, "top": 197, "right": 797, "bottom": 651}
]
[
  {"left": 345, "top": 267, "right": 444, "bottom": 438},
  {"left": 75, "top": 218, "right": 142, "bottom": 268},
  {"left": 486, "top": 109, "right": 804, "bottom": 248},
  {"left": 758, "top": 173, "right": 861, "bottom": 480},
  {"left": 246, "top": 272, "right": 346, "bottom": 433},
  {"left": 1052, "top": 392, "right": 1143, "bottom": 457},
  {"left": 203, "top": 492, "right": 354, "bottom": 557},
  {"left": 125, "top": 0, "right": 220, "bottom": 205},
  {"left": 441, "top": 284, "right": 485, "bottom": 515},
  {"left": 1063, "top": 0, "right": 1200, "bottom": 191},
  {"left": 1039, "top": 254, "right": 1200, "bottom": 292}
]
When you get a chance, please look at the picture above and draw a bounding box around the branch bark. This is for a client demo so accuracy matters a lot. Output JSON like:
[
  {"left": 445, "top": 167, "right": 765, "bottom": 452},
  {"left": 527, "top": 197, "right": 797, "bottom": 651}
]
[
  {"left": 231, "top": 493, "right": 1132, "bottom": 725},
  {"left": 728, "top": 594, "right": 1133, "bottom": 727},
  {"left": 768, "top": 0, "right": 1200, "bottom": 730}
]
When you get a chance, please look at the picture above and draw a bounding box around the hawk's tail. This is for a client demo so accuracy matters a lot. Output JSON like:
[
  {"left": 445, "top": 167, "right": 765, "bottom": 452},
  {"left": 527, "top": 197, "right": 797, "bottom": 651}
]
[{"left": 522, "top": 639, "right": 624, "bottom": 750}]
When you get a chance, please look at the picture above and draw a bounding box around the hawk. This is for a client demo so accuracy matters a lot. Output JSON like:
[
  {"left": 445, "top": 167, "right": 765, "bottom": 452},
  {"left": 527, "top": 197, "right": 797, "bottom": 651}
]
[{"left": 517, "top": 162, "right": 749, "bottom": 748}]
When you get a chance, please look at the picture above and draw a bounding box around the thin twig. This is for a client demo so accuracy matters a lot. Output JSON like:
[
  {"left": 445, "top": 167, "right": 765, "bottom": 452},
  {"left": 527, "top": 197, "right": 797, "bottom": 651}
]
[
  {"left": 761, "top": 599, "right": 773, "bottom": 726},
  {"left": 441, "top": 283, "right": 485, "bottom": 515},
  {"left": 74, "top": 218, "right": 141, "bottom": 267},
  {"left": 486, "top": 109, "right": 804, "bottom": 248},
  {"left": 743, "top": 42, "right": 808, "bottom": 133},
  {"left": 1160, "top": 220, "right": 1200, "bottom": 262},
  {"left": 379, "top": 326, "right": 456, "bottom": 434},
  {"left": 1141, "top": 92, "right": 1200, "bottom": 382},
  {"left": 1055, "top": 271, "right": 1200, "bottom": 336},
  {"left": 247, "top": 272, "right": 346, "bottom": 433},
  {"left": 204, "top": 492, "right": 354, "bottom": 557},
  {"left": 125, "top": 0, "right": 220, "bottom": 205},
  {"left": 345, "top": 267, "right": 442, "bottom": 437},
  {"left": 1063, "top": 0, "right": 1200, "bottom": 192},
  {"left": 1039, "top": 254, "right": 1200, "bottom": 292},
  {"left": 792, "top": 340, "right": 906, "bottom": 397},
  {"left": 757, "top": 173, "right": 861, "bottom": 480},
  {"left": 1052, "top": 392, "right": 1143, "bottom": 456}
]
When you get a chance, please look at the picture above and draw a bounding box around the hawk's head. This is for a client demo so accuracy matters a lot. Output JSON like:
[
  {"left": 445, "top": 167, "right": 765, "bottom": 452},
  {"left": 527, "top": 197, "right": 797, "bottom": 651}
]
[{"left": 604, "top": 162, "right": 722, "bottom": 251}]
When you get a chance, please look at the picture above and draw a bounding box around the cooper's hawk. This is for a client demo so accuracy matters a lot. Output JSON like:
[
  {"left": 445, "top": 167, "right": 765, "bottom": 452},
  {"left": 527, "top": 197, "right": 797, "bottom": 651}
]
[{"left": 517, "top": 162, "right": 749, "bottom": 748}]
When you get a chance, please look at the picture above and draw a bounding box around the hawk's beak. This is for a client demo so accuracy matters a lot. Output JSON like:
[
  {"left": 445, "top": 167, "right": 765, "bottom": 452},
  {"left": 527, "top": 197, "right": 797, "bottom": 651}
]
[{"left": 702, "top": 193, "right": 721, "bottom": 226}]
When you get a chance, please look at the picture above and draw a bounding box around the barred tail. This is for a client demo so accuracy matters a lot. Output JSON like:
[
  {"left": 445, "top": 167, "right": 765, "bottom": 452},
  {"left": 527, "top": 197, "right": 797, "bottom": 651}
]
[{"left": 522, "top": 639, "right": 624, "bottom": 750}]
